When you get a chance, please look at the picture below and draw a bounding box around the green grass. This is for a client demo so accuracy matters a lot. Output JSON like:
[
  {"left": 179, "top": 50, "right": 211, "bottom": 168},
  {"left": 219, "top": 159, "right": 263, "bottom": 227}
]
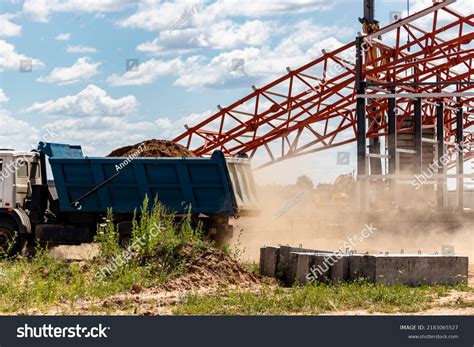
[
  {"left": 0, "top": 197, "right": 209, "bottom": 313},
  {"left": 0, "top": 196, "right": 471, "bottom": 315},
  {"left": 174, "top": 280, "right": 470, "bottom": 315}
]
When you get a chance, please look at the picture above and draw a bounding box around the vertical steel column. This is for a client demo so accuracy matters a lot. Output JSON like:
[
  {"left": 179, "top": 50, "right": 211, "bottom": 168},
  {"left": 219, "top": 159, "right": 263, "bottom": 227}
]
[
  {"left": 436, "top": 102, "right": 445, "bottom": 209},
  {"left": 414, "top": 98, "right": 422, "bottom": 174},
  {"left": 456, "top": 106, "right": 464, "bottom": 211},
  {"left": 355, "top": 37, "right": 367, "bottom": 210},
  {"left": 387, "top": 91, "right": 397, "bottom": 203}
]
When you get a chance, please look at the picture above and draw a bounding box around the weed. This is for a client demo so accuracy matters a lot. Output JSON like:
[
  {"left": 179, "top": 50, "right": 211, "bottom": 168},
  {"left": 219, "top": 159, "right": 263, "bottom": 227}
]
[
  {"left": 174, "top": 281, "right": 464, "bottom": 315},
  {"left": 0, "top": 197, "right": 208, "bottom": 313}
]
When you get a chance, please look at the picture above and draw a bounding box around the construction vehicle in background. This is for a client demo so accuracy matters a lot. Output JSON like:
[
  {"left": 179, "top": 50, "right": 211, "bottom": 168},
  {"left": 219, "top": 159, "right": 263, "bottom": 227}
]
[
  {"left": 313, "top": 174, "right": 355, "bottom": 208},
  {"left": 0, "top": 142, "right": 258, "bottom": 255}
]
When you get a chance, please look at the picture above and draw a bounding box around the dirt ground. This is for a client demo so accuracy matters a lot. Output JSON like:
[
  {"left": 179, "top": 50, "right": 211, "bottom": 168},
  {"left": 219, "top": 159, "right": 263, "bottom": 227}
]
[{"left": 28, "top": 245, "right": 263, "bottom": 316}]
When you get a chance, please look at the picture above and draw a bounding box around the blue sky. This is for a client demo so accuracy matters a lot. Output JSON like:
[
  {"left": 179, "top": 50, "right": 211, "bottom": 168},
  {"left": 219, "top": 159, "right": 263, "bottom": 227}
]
[{"left": 0, "top": 0, "right": 472, "bottom": 184}]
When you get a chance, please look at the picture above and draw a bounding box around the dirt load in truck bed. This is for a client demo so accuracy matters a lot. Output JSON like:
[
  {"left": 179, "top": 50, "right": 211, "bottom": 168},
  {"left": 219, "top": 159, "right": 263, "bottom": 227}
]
[{"left": 107, "top": 139, "right": 196, "bottom": 158}]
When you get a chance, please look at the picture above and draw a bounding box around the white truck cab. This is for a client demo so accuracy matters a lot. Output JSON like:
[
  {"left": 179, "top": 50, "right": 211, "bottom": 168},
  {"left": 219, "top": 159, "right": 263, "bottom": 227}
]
[
  {"left": 0, "top": 149, "right": 41, "bottom": 209},
  {"left": 0, "top": 149, "right": 42, "bottom": 254}
]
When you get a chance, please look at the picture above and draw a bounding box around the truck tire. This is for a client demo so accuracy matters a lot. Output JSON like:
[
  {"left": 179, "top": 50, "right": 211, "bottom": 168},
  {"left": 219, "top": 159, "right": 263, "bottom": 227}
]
[
  {"left": 0, "top": 220, "right": 21, "bottom": 257},
  {"left": 209, "top": 218, "right": 234, "bottom": 247},
  {"left": 214, "top": 225, "right": 234, "bottom": 247}
]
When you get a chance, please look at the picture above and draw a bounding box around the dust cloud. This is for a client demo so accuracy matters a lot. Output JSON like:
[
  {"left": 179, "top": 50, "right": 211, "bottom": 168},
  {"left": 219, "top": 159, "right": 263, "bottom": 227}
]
[{"left": 230, "top": 170, "right": 473, "bottom": 263}]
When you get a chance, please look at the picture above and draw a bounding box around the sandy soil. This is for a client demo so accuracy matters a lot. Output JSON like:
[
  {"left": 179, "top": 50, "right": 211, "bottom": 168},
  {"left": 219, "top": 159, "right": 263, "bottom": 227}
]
[
  {"left": 28, "top": 245, "right": 263, "bottom": 316},
  {"left": 107, "top": 139, "right": 195, "bottom": 158}
]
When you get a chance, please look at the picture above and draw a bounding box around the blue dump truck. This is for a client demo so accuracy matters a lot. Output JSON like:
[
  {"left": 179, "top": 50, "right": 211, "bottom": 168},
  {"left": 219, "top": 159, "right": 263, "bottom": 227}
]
[{"left": 0, "top": 142, "right": 258, "bottom": 255}]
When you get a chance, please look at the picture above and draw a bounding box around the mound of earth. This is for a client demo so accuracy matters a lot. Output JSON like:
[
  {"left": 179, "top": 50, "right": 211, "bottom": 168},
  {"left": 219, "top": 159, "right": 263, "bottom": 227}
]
[
  {"left": 156, "top": 246, "right": 261, "bottom": 292},
  {"left": 107, "top": 139, "right": 195, "bottom": 158}
]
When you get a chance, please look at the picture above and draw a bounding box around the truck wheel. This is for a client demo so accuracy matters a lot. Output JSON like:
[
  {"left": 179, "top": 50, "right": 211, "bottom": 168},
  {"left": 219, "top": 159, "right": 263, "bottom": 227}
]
[
  {"left": 214, "top": 224, "right": 234, "bottom": 247},
  {"left": 0, "top": 221, "right": 21, "bottom": 257}
]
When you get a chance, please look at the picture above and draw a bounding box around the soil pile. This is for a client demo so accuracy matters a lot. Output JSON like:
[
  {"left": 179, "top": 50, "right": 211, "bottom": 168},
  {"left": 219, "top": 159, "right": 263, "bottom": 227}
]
[
  {"left": 157, "top": 246, "right": 261, "bottom": 292},
  {"left": 107, "top": 139, "right": 195, "bottom": 158}
]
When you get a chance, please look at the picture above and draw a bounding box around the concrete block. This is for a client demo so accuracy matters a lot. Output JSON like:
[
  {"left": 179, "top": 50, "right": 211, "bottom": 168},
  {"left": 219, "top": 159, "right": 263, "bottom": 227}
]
[
  {"left": 286, "top": 252, "right": 300, "bottom": 286},
  {"left": 277, "top": 246, "right": 329, "bottom": 282},
  {"left": 276, "top": 246, "right": 292, "bottom": 282},
  {"left": 348, "top": 255, "right": 377, "bottom": 282},
  {"left": 261, "top": 246, "right": 279, "bottom": 277},
  {"left": 259, "top": 247, "right": 266, "bottom": 275},
  {"left": 374, "top": 255, "right": 469, "bottom": 285},
  {"left": 295, "top": 253, "right": 314, "bottom": 285},
  {"left": 313, "top": 255, "right": 331, "bottom": 283},
  {"left": 260, "top": 246, "right": 468, "bottom": 287},
  {"left": 329, "top": 256, "right": 350, "bottom": 283}
]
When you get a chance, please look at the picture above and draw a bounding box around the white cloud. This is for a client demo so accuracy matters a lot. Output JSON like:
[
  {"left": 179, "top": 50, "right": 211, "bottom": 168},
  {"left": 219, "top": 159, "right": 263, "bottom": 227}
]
[
  {"left": 120, "top": 0, "right": 334, "bottom": 54},
  {"left": 37, "top": 57, "right": 100, "bottom": 85},
  {"left": 0, "top": 13, "right": 22, "bottom": 37},
  {"left": 25, "top": 84, "right": 138, "bottom": 117},
  {"left": 55, "top": 32, "right": 71, "bottom": 41},
  {"left": 23, "top": 0, "right": 134, "bottom": 23},
  {"left": 66, "top": 45, "right": 98, "bottom": 53},
  {"left": 106, "top": 58, "right": 184, "bottom": 86},
  {"left": 118, "top": 0, "right": 331, "bottom": 32},
  {"left": 115, "top": 0, "right": 342, "bottom": 56},
  {"left": 203, "top": 0, "right": 331, "bottom": 19},
  {"left": 108, "top": 21, "right": 349, "bottom": 90},
  {"left": 0, "top": 89, "right": 9, "bottom": 103},
  {"left": 138, "top": 20, "right": 274, "bottom": 55},
  {"left": 117, "top": 0, "right": 201, "bottom": 32},
  {"left": 36, "top": 106, "right": 215, "bottom": 156},
  {"left": 0, "top": 40, "right": 44, "bottom": 71},
  {"left": 0, "top": 109, "right": 40, "bottom": 150},
  {"left": 154, "top": 109, "right": 214, "bottom": 139}
]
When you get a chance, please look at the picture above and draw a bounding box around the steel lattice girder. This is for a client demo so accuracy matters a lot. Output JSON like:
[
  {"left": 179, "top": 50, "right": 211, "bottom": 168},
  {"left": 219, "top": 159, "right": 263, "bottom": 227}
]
[{"left": 173, "top": 0, "right": 473, "bottom": 169}]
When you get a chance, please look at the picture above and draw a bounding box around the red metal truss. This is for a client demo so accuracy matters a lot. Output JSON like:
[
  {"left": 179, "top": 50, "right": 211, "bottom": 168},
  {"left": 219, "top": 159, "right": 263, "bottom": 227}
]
[{"left": 173, "top": 0, "right": 474, "bottom": 169}]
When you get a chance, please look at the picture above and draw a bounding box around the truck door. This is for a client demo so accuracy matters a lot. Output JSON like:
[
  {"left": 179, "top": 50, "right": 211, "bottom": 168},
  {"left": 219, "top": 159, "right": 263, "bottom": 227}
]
[
  {"left": 0, "top": 159, "right": 4, "bottom": 208},
  {"left": 15, "top": 158, "right": 29, "bottom": 206}
]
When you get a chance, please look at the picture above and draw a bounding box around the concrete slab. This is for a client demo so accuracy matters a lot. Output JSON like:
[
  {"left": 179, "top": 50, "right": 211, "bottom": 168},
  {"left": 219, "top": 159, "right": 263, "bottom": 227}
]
[
  {"left": 259, "top": 247, "right": 266, "bottom": 276},
  {"left": 329, "top": 256, "right": 350, "bottom": 283},
  {"left": 286, "top": 252, "right": 300, "bottom": 286},
  {"left": 277, "top": 246, "right": 328, "bottom": 283},
  {"left": 260, "top": 246, "right": 280, "bottom": 277},
  {"left": 374, "top": 255, "right": 469, "bottom": 285},
  {"left": 348, "top": 255, "right": 377, "bottom": 282},
  {"left": 276, "top": 246, "right": 292, "bottom": 282},
  {"left": 260, "top": 246, "right": 469, "bottom": 286}
]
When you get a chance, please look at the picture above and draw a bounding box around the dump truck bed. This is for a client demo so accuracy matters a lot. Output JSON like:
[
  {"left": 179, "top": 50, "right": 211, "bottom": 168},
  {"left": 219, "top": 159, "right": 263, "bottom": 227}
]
[{"left": 39, "top": 143, "right": 258, "bottom": 216}]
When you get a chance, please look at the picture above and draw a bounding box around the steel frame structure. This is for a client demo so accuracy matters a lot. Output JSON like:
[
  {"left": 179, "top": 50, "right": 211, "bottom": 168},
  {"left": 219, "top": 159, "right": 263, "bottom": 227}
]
[{"left": 173, "top": 0, "right": 473, "bottom": 171}]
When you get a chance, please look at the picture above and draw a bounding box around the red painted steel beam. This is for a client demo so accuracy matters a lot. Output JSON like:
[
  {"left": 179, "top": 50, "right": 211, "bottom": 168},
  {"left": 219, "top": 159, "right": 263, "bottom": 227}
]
[{"left": 173, "top": 0, "right": 473, "bottom": 168}]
